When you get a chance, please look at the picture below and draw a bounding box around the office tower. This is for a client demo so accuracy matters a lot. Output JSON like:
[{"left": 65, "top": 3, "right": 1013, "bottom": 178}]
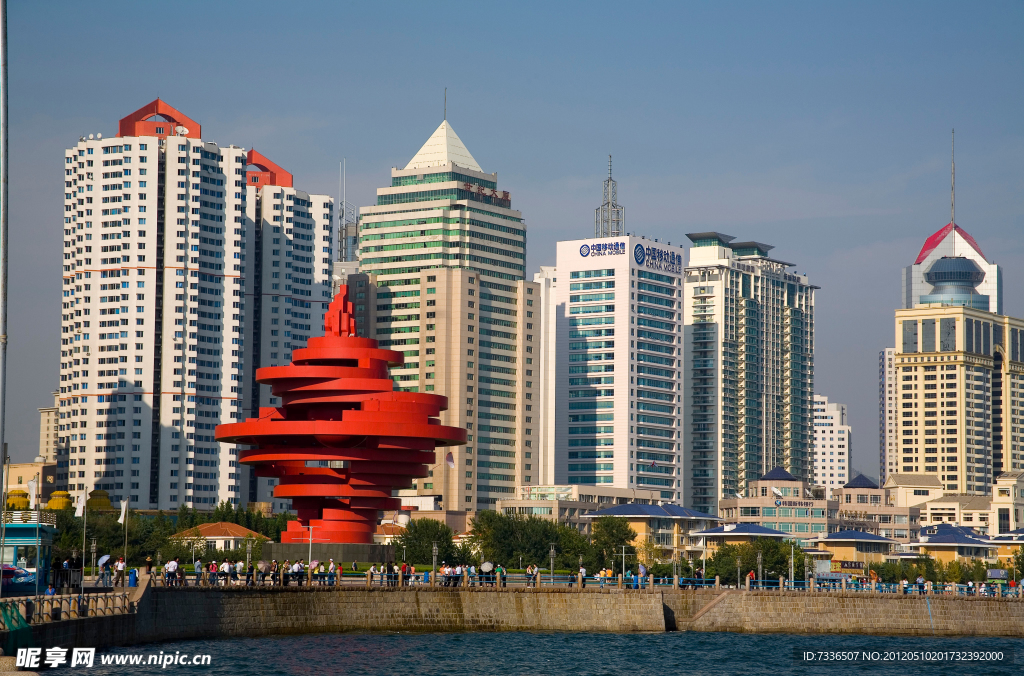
[
  {"left": 811, "top": 394, "right": 851, "bottom": 487},
  {"left": 357, "top": 119, "right": 537, "bottom": 511},
  {"left": 879, "top": 347, "right": 897, "bottom": 483},
  {"left": 682, "top": 233, "right": 815, "bottom": 516},
  {"left": 548, "top": 235, "right": 685, "bottom": 501},
  {"left": 57, "top": 99, "right": 249, "bottom": 510},
  {"left": 533, "top": 265, "right": 558, "bottom": 485},
  {"left": 893, "top": 293, "right": 1024, "bottom": 494},
  {"left": 37, "top": 391, "right": 60, "bottom": 463},
  {"left": 902, "top": 223, "right": 1002, "bottom": 313}
]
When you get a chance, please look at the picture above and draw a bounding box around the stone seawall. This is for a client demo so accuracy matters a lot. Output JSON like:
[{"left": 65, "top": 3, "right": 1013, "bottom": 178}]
[
  {"left": 8, "top": 586, "right": 1024, "bottom": 650},
  {"left": 669, "top": 589, "right": 1024, "bottom": 637},
  {"left": 19, "top": 586, "right": 665, "bottom": 649}
]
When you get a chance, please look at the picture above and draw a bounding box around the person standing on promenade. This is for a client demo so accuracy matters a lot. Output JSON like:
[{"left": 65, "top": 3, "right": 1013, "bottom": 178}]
[
  {"left": 113, "top": 557, "right": 126, "bottom": 588},
  {"left": 579, "top": 565, "right": 587, "bottom": 589},
  {"left": 328, "top": 559, "right": 336, "bottom": 586},
  {"left": 351, "top": 560, "right": 358, "bottom": 573},
  {"left": 165, "top": 558, "right": 178, "bottom": 587},
  {"left": 246, "top": 561, "right": 254, "bottom": 586},
  {"left": 194, "top": 558, "right": 203, "bottom": 586}
]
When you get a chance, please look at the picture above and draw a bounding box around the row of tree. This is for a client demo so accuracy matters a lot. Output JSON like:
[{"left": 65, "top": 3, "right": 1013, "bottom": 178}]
[
  {"left": 50, "top": 502, "right": 296, "bottom": 566},
  {"left": 394, "top": 512, "right": 649, "bottom": 573}
]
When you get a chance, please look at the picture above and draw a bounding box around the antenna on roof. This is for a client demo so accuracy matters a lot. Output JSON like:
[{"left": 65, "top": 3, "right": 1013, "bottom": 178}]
[
  {"left": 444, "top": 88, "right": 447, "bottom": 121},
  {"left": 951, "top": 128, "right": 955, "bottom": 256}
]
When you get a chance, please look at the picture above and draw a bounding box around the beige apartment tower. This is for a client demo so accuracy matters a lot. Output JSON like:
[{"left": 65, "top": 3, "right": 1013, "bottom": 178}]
[{"left": 358, "top": 119, "right": 538, "bottom": 511}]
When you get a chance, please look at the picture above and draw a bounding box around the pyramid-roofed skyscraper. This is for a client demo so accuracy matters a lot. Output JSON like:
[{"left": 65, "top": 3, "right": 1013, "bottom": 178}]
[{"left": 356, "top": 119, "right": 538, "bottom": 512}]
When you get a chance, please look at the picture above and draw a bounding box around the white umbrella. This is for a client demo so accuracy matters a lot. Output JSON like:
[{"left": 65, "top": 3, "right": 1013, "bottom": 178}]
[
  {"left": 97, "top": 554, "right": 110, "bottom": 567},
  {"left": 480, "top": 562, "right": 493, "bottom": 573}
]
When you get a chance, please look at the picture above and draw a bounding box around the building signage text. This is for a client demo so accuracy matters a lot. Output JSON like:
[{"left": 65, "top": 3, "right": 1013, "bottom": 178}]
[
  {"left": 580, "top": 241, "right": 626, "bottom": 257},
  {"left": 633, "top": 243, "right": 682, "bottom": 273}
]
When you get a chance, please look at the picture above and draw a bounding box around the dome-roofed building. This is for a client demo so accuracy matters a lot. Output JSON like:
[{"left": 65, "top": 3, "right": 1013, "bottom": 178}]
[
  {"left": 902, "top": 223, "right": 1001, "bottom": 314},
  {"left": 919, "top": 256, "right": 989, "bottom": 310}
]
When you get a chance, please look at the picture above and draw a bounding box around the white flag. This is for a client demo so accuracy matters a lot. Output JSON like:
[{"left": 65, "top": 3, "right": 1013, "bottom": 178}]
[
  {"left": 27, "top": 480, "right": 37, "bottom": 510},
  {"left": 75, "top": 494, "right": 85, "bottom": 518},
  {"left": 117, "top": 499, "right": 128, "bottom": 525}
]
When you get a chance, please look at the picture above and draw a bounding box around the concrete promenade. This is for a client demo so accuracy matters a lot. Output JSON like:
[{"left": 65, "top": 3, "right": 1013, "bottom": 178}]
[{"left": 3, "top": 580, "right": 1024, "bottom": 651}]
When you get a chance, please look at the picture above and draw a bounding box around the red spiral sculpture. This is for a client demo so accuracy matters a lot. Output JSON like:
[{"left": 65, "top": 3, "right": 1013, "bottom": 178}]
[{"left": 215, "top": 286, "right": 465, "bottom": 544}]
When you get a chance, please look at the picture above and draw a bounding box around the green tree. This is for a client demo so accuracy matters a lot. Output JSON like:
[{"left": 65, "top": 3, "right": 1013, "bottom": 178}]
[
  {"left": 394, "top": 518, "right": 457, "bottom": 566},
  {"left": 1011, "top": 546, "right": 1024, "bottom": 584},
  {"left": 590, "top": 517, "right": 636, "bottom": 570}
]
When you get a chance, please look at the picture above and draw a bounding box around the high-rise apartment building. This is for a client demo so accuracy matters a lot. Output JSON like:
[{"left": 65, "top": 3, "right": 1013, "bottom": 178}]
[
  {"left": 879, "top": 347, "right": 897, "bottom": 482},
  {"left": 902, "top": 223, "right": 1002, "bottom": 313},
  {"left": 357, "top": 120, "right": 537, "bottom": 511},
  {"left": 57, "top": 100, "right": 249, "bottom": 509},
  {"left": 811, "top": 394, "right": 850, "bottom": 487},
  {"left": 893, "top": 296, "right": 1024, "bottom": 494},
  {"left": 56, "top": 100, "right": 333, "bottom": 512},
  {"left": 682, "top": 233, "right": 815, "bottom": 515},
  {"left": 38, "top": 392, "right": 61, "bottom": 463},
  {"left": 547, "top": 236, "right": 686, "bottom": 501},
  {"left": 240, "top": 150, "right": 333, "bottom": 511}
]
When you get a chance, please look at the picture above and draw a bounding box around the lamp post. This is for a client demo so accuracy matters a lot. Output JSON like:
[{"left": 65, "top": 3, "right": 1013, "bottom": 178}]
[
  {"left": 550, "top": 543, "right": 557, "bottom": 584},
  {"left": 90, "top": 539, "right": 96, "bottom": 584},
  {"left": 757, "top": 551, "right": 763, "bottom": 589},
  {"left": 790, "top": 542, "right": 795, "bottom": 589},
  {"left": 736, "top": 556, "right": 741, "bottom": 589},
  {"left": 246, "top": 539, "right": 253, "bottom": 570},
  {"left": 431, "top": 541, "right": 438, "bottom": 580}
]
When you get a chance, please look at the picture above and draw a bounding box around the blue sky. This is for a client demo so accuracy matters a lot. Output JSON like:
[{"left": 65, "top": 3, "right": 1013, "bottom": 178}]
[{"left": 6, "top": 1, "right": 1023, "bottom": 476}]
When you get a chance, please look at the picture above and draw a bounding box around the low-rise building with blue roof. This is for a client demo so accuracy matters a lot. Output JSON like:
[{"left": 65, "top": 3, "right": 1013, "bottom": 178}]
[
  {"left": 908, "top": 523, "right": 997, "bottom": 563},
  {"left": 580, "top": 503, "right": 720, "bottom": 562}
]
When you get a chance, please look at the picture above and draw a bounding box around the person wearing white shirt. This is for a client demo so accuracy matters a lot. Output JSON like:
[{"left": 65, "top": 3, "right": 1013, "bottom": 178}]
[
  {"left": 219, "top": 560, "right": 231, "bottom": 586},
  {"left": 165, "top": 558, "right": 179, "bottom": 587}
]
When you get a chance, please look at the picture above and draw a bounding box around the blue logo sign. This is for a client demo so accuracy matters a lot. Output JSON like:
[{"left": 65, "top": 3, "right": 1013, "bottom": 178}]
[
  {"left": 579, "top": 244, "right": 590, "bottom": 257},
  {"left": 633, "top": 243, "right": 646, "bottom": 266}
]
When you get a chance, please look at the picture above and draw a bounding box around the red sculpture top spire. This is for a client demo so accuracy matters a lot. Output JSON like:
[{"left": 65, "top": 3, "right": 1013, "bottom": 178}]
[{"left": 216, "top": 286, "right": 465, "bottom": 544}]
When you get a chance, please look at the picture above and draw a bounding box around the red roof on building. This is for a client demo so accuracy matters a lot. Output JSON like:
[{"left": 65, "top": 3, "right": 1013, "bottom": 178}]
[
  {"left": 118, "top": 99, "right": 201, "bottom": 140},
  {"left": 914, "top": 223, "right": 986, "bottom": 265},
  {"left": 171, "top": 522, "right": 269, "bottom": 540}
]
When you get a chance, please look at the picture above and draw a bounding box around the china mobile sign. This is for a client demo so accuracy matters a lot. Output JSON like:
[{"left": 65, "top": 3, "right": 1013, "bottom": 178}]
[
  {"left": 633, "top": 243, "right": 682, "bottom": 273},
  {"left": 579, "top": 241, "right": 626, "bottom": 257}
]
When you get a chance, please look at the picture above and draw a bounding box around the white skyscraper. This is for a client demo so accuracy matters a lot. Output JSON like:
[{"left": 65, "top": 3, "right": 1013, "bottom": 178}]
[
  {"left": 548, "top": 235, "right": 685, "bottom": 501},
  {"left": 811, "top": 394, "right": 851, "bottom": 487},
  {"left": 241, "top": 150, "right": 334, "bottom": 511},
  {"left": 55, "top": 100, "right": 334, "bottom": 513}
]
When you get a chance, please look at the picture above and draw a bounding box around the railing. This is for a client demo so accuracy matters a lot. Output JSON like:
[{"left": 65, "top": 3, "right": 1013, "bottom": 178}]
[
  {"left": 0, "top": 591, "right": 132, "bottom": 629},
  {"left": 144, "top": 570, "right": 1024, "bottom": 598}
]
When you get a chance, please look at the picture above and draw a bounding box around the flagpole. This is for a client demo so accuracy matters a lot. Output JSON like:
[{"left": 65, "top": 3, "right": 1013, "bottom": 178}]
[{"left": 0, "top": 450, "right": 7, "bottom": 600}]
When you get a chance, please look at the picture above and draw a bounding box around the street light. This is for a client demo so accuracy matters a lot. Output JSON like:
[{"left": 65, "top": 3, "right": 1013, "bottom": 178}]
[
  {"left": 432, "top": 541, "right": 438, "bottom": 579},
  {"left": 757, "top": 551, "right": 763, "bottom": 589},
  {"left": 736, "top": 556, "right": 741, "bottom": 589},
  {"left": 550, "top": 543, "right": 556, "bottom": 584}
]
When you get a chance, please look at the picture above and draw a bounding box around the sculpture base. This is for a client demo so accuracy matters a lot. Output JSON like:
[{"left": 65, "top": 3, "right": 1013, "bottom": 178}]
[{"left": 263, "top": 542, "right": 394, "bottom": 566}]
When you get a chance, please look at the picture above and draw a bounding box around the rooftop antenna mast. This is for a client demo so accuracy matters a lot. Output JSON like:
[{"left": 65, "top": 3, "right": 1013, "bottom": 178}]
[
  {"left": 444, "top": 88, "right": 447, "bottom": 121},
  {"left": 338, "top": 159, "right": 356, "bottom": 262},
  {"left": 595, "top": 155, "right": 624, "bottom": 238},
  {"left": 951, "top": 128, "right": 955, "bottom": 256}
]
